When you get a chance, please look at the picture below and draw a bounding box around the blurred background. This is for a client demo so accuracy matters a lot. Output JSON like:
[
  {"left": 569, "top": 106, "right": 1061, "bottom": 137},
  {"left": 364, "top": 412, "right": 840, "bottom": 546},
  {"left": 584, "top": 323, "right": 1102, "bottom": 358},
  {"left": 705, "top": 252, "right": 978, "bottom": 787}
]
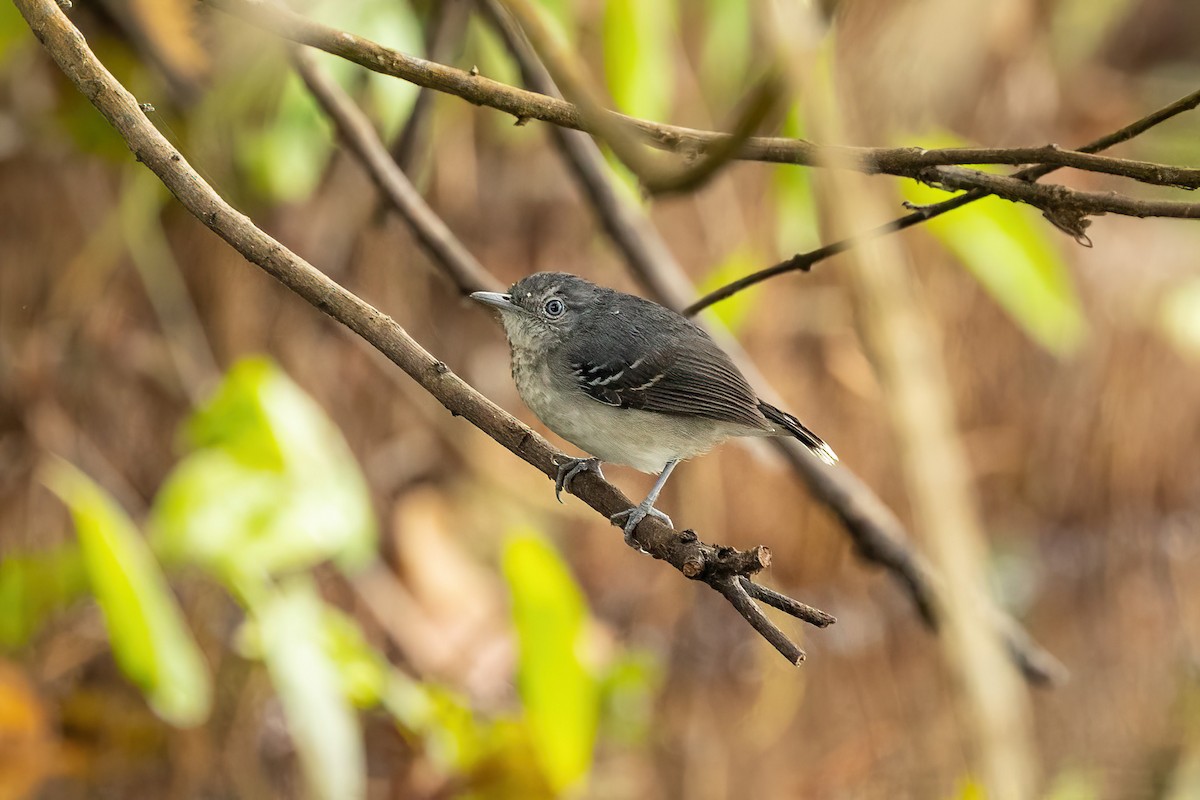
[{"left": 2, "top": 0, "right": 1199, "bottom": 798}]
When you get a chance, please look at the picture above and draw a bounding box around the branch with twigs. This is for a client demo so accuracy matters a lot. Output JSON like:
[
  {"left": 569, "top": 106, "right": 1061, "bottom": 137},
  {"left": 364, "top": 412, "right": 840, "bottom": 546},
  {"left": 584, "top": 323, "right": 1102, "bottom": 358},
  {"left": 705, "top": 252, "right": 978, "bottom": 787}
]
[
  {"left": 476, "top": 0, "right": 1062, "bottom": 683},
  {"left": 684, "top": 87, "right": 1200, "bottom": 314},
  {"left": 201, "top": 0, "right": 1200, "bottom": 219},
  {"left": 13, "top": 0, "right": 837, "bottom": 666}
]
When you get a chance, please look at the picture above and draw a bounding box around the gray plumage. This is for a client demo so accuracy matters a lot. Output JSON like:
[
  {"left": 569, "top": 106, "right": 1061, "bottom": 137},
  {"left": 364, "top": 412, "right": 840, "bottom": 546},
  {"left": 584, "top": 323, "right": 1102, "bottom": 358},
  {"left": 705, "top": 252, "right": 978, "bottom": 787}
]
[{"left": 472, "top": 272, "right": 836, "bottom": 538}]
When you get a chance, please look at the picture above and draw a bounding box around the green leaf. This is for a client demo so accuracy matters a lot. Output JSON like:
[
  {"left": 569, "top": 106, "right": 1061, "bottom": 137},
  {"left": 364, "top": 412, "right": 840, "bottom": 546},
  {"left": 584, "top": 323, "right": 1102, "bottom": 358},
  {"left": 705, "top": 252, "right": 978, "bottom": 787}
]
[
  {"left": 603, "top": 0, "right": 676, "bottom": 121},
  {"left": 383, "top": 672, "right": 493, "bottom": 773},
  {"left": 773, "top": 104, "right": 820, "bottom": 256},
  {"left": 238, "top": 70, "right": 333, "bottom": 203},
  {"left": 695, "top": 247, "right": 763, "bottom": 332},
  {"left": 255, "top": 579, "right": 366, "bottom": 800},
  {"left": 502, "top": 532, "right": 600, "bottom": 793},
  {"left": 305, "top": 1, "right": 423, "bottom": 139},
  {"left": 319, "top": 605, "right": 389, "bottom": 709},
  {"left": 597, "top": 648, "right": 661, "bottom": 746},
  {"left": 44, "top": 460, "right": 211, "bottom": 728},
  {"left": 0, "top": 545, "right": 88, "bottom": 650},
  {"left": 151, "top": 357, "right": 376, "bottom": 588},
  {"left": 0, "top": 1, "right": 31, "bottom": 66},
  {"left": 898, "top": 133, "right": 1087, "bottom": 355},
  {"left": 699, "top": 0, "right": 753, "bottom": 104},
  {"left": 1043, "top": 768, "right": 1101, "bottom": 800}
]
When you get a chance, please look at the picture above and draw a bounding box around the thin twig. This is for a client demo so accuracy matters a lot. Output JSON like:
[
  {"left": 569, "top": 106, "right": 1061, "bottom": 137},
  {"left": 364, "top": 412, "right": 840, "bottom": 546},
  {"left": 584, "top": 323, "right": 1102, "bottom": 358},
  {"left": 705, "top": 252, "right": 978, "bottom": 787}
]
[
  {"left": 202, "top": 0, "right": 1200, "bottom": 196},
  {"left": 12, "top": 0, "right": 832, "bottom": 665},
  {"left": 685, "top": 87, "right": 1200, "bottom": 314}
]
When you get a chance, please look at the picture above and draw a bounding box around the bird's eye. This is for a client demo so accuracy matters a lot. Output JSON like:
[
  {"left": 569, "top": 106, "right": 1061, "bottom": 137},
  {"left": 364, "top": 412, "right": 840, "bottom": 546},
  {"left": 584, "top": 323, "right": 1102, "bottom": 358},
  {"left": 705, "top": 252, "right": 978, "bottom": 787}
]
[{"left": 544, "top": 298, "right": 566, "bottom": 318}]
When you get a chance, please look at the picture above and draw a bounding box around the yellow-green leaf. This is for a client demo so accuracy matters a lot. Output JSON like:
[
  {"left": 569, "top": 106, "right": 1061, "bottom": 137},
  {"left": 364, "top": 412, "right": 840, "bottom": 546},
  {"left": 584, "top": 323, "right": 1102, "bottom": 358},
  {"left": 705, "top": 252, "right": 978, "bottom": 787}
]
[
  {"left": 255, "top": 579, "right": 366, "bottom": 800},
  {"left": 44, "top": 460, "right": 211, "bottom": 728},
  {"left": 603, "top": 0, "right": 676, "bottom": 121},
  {"left": 696, "top": 247, "right": 763, "bottom": 332},
  {"left": 898, "top": 132, "right": 1087, "bottom": 355},
  {"left": 503, "top": 532, "right": 600, "bottom": 793},
  {"left": 152, "top": 357, "right": 376, "bottom": 588},
  {"left": 1159, "top": 277, "right": 1200, "bottom": 360}
]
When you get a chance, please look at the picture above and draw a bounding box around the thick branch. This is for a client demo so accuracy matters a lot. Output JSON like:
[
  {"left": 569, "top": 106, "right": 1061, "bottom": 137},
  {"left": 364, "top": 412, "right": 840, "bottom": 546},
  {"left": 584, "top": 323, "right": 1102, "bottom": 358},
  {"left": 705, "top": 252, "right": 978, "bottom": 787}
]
[
  {"left": 14, "top": 0, "right": 831, "bottom": 665},
  {"left": 201, "top": 0, "right": 1200, "bottom": 197}
]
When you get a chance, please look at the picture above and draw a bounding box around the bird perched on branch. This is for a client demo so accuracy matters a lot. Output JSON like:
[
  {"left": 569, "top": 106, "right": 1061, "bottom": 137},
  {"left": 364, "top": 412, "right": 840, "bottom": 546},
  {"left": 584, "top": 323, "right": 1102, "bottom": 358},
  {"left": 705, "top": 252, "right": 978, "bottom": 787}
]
[{"left": 472, "top": 272, "right": 837, "bottom": 543}]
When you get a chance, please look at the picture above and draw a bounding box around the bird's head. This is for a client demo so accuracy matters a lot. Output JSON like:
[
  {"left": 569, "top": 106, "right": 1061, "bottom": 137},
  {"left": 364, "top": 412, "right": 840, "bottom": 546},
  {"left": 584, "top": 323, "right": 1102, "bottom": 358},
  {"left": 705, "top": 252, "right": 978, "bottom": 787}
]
[{"left": 472, "top": 272, "right": 602, "bottom": 351}]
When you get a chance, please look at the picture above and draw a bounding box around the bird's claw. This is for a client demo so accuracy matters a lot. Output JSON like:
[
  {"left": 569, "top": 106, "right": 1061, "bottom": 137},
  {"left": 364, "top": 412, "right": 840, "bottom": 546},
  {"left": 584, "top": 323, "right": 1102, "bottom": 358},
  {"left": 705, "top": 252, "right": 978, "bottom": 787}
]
[
  {"left": 610, "top": 504, "right": 673, "bottom": 549},
  {"left": 554, "top": 457, "right": 604, "bottom": 503}
]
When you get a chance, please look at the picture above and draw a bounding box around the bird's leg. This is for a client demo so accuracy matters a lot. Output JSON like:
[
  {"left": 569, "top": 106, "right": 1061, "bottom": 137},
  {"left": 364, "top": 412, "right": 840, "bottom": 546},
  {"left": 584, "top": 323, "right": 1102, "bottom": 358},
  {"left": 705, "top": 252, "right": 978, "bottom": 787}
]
[
  {"left": 554, "top": 456, "right": 605, "bottom": 503},
  {"left": 610, "top": 459, "right": 678, "bottom": 547}
]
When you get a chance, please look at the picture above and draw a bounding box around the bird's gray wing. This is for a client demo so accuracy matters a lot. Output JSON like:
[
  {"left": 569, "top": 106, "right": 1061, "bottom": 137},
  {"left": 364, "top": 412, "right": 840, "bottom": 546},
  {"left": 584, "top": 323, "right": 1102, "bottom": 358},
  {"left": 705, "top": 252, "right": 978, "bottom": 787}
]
[{"left": 566, "top": 320, "right": 768, "bottom": 429}]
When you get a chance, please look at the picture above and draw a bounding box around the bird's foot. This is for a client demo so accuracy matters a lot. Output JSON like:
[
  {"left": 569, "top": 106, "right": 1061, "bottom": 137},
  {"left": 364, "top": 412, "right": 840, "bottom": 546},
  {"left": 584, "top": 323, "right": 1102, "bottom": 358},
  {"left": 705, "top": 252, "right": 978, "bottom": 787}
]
[
  {"left": 610, "top": 504, "right": 673, "bottom": 549},
  {"left": 554, "top": 457, "right": 605, "bottom": 503}
]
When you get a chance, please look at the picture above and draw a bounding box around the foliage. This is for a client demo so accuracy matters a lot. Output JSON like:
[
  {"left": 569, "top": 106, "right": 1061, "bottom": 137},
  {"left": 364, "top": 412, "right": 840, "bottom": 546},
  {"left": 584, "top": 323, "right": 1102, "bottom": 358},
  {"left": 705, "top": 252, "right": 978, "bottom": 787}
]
[
  {"left": 11, "top": 357, "right": 654, "bottom": 798},
  {"left": 504, "top": 531, "right": 601, "bottom": 792},
  {"left": 897, "top": 133, "right": 1088, "bottom": 356},
  {"left": 42, "top": 460, "right": 212, "bottom": 728},
  {"left": 151, "top": 357, "right": 376, "bottom": 589}
]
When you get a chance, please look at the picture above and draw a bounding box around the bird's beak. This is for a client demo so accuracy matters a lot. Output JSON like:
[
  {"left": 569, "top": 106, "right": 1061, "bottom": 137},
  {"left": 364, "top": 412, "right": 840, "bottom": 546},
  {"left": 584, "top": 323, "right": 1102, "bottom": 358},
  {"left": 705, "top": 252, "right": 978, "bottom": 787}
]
[{"left": 470, "top": 291, "right": 519, "bottom": 313}]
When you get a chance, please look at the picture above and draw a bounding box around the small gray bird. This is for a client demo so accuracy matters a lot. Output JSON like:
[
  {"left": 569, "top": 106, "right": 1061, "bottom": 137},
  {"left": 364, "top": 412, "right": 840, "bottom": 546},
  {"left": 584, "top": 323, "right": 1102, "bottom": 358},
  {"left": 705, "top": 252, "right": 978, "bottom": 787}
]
[{"left": 472, "top": 272, "right": 837, "bottom": 542}]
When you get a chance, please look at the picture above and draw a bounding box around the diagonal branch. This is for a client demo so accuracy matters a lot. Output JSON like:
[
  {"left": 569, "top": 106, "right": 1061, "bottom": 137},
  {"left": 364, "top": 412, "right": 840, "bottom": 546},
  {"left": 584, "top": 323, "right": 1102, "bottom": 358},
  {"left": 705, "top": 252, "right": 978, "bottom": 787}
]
[
  {"left": 13, "top": 0, "right": 832, "bottom": 665},
  {"left": 477, "top": 0, "right": 1063, "bottom": 684},
  {"left": 200, "top": 0, "right": 1200, "bottom": 200}
]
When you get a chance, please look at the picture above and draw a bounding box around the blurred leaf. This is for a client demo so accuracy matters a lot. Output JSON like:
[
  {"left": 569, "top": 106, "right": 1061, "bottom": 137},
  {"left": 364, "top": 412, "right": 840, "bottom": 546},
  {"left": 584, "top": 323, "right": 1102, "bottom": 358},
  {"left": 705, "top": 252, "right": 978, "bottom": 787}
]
[
  {"left": 597, "top": 648, "right": 661, "bottom": 747},
  {"left": 950, "top": 776, "right": 986, "bottom": 800},
  {"left": 0, "top": 1, "right": 30, "bottom": 65},
  {"left": 151, "top": 357, "right": 376, "bottom": 589},
  {"left": 898, "top": 133, "right": 1087, "bottom": 355},
  {"left": 0, "top": 662, "right": 54, "bottom": 800},
  {"left": 1159, "top": 278, "right": 1200, "bottom": 360},
  {"left": 238, "top": 70, "right": 333, "bottom": 203},
  {"left": 384, "top": 672, "right": 490, "bottom": 772},
  {"left": 305, "top": 1, "right": 422, "bottom": 139},
  {"left": 44, "top": 460, "right": 211, "bottom": 728},
  {"left": 699, "top": 0, "right": 753, "bottom": 103},
  {"left": 774, "top": 104, "right": 820, "bottom": 256},
  {"left": 696, "top": 247, "right": 762, "bottom": 332},
  {"left": 603, "top": 0, "right": 676, "bottom": 121},
  {"left": 0, "top": 545, "right": 88, "bottom": 650},
  {"left": 319, "top": 605, "right": 389, "bottom": 708},
  {"left": 502, "top": 532, "right": 600, "bottom": 793},
  {"left": 1044, "top": 768, "right": 1101, "bottom": 800},
  {"left": 536, "top": 0, "right": 577, "bottom": 38},
  {"left": 255, "top": 579, "right": 365, "bottom": 800}
]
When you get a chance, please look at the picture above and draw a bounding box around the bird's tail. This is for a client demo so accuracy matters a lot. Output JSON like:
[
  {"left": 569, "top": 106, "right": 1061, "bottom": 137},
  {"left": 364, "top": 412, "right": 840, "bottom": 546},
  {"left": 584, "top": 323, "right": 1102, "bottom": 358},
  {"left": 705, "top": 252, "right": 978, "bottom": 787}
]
[{"left": 759, "top": 402, "right": 838, "bottom": 466}]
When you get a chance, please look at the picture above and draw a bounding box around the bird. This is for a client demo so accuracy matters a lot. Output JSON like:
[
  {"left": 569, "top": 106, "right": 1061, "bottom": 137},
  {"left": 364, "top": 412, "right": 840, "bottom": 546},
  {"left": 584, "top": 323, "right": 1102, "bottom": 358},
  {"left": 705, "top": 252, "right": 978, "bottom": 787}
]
[{"left": 472, "top": 272, "right": 837, "bottom": 544}]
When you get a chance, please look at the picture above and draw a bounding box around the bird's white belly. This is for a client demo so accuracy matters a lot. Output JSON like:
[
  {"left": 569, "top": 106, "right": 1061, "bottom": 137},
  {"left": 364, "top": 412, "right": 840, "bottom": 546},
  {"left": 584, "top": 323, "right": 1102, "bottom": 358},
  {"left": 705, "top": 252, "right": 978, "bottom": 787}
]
[{"left": 514, "top": 357, "right": 735, "bottom": 474}]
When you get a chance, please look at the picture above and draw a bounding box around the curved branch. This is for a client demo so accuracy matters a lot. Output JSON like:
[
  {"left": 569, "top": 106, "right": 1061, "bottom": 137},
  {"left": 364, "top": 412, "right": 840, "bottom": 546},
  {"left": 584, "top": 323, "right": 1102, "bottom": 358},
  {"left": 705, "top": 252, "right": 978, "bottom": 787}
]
[
  {"left": 13, "top": 0, "right": 832, "bottom": 665},
  {"left": 201, "top": 0, "right": 1200, "bottom": 195}
]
